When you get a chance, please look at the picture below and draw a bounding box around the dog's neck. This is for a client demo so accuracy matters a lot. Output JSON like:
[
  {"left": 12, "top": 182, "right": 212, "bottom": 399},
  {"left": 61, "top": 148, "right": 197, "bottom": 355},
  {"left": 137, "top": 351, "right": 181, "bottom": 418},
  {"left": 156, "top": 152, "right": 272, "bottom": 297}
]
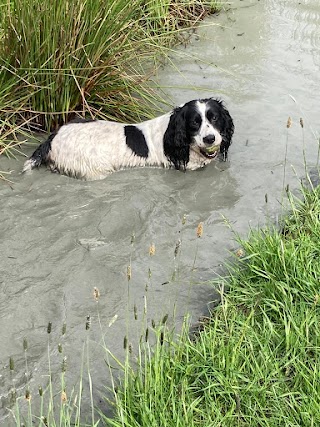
[
  {"left": 138, "top": 113, "right": 171, "bottom": 145},
  {"left": 133, "top": 114, "right": 171, "bottom": 166}
]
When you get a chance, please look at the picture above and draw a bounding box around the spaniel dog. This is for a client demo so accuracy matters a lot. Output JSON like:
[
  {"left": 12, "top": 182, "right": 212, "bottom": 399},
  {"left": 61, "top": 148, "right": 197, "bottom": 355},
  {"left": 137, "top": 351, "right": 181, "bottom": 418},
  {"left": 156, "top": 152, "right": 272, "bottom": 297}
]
[{"left": 23, "top": 98, "right": 234, "bottom": 180}]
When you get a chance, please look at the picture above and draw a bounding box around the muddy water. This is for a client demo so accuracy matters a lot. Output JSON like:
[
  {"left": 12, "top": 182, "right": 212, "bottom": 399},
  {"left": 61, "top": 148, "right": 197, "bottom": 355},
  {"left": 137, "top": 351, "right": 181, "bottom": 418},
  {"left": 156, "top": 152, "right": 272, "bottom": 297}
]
[{"left": 1, "top": 0, "right": 320, "bottom": 423}]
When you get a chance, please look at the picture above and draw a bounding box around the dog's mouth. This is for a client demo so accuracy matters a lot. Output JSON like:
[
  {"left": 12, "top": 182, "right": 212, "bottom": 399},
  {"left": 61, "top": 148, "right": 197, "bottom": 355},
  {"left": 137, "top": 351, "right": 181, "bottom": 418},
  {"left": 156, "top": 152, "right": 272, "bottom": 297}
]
[{"left": 200, "top": 145, "right": 220, "bottom": 159}]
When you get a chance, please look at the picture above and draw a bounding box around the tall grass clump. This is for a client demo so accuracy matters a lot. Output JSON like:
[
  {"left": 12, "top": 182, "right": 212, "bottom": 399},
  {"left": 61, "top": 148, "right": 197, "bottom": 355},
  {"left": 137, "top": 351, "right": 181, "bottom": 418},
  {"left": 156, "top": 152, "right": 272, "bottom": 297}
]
[
  {"left": 104, "top": 184, "right": 320, "bottom": 427},
  {"left": 0, "top": 0, "right": 221, "bottom": 153},
  {"left": 0, "top": 0, "right": 161, "bottom": 130},
  {"left": 140, "top": 0, "right": 220, "bottom": 40}
]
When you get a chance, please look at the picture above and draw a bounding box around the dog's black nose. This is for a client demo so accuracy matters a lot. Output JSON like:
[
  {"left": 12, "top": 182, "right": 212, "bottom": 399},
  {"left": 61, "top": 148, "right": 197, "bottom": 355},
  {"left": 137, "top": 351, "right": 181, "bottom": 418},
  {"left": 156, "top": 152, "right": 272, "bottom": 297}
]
[{"left": 203, "top": 135, "right": 215, "bottom": 145}]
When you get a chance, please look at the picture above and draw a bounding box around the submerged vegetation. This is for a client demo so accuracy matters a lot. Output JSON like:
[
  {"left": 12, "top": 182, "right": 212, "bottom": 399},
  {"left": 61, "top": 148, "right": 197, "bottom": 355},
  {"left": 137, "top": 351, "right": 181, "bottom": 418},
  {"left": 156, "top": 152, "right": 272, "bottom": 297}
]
[{"left": 0, "top": 0, "right": 221, "bottom": 157}]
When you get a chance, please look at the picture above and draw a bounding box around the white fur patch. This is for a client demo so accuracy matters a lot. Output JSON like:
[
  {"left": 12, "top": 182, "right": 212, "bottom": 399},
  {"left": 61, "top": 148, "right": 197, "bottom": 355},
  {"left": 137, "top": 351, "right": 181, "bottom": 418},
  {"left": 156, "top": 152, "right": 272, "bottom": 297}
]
[{"left": 48, "top": 116, "right": 172, "bottom": 180}]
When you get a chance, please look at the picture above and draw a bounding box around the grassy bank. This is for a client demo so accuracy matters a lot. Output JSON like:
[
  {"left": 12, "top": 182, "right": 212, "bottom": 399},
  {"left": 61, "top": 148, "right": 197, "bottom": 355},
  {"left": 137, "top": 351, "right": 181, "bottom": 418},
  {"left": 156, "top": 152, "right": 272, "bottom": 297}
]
[
  {"left": 103, "top": 184, "right": 320, "bottom": 426},
  {"left": 0, "top": 0, "right": 221, "bottom": 157}
]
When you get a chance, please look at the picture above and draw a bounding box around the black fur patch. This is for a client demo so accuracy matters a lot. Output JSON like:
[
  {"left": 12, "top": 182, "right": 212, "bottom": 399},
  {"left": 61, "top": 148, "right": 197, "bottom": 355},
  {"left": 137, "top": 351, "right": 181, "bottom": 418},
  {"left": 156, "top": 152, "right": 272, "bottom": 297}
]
[
  {"left": 163, "top": 106, "right": 191, "bottom": 170},
  {"left": 29, "top": 131, "right": 57, "bottom": 168},
  {"left": 124, "top": 125, "right": 149, "bottom": 158},
  {"left": 68, "top": 118, "right": 96, "bottom": 124}
]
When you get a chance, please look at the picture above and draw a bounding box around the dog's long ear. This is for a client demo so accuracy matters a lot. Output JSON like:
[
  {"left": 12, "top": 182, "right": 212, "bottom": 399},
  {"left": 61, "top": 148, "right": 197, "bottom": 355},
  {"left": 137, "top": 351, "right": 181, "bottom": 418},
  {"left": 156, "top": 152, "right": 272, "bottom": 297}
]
[
  {"left": 163, "top": 107, "right": 190, "bottom": 170},
  {"left": 219, "top": 101, "right": 234, "bottom": 161}
]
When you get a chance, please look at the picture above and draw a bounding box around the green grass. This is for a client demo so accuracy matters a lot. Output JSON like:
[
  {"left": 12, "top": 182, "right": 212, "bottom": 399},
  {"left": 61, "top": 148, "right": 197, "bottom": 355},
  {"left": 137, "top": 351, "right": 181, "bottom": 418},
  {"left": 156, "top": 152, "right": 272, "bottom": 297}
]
[
  {"left": 103, "top": 184, "right": 320, "bottom": 427},
  {"left": 0, "top": 0, "right": 221, "bottom": 156}
]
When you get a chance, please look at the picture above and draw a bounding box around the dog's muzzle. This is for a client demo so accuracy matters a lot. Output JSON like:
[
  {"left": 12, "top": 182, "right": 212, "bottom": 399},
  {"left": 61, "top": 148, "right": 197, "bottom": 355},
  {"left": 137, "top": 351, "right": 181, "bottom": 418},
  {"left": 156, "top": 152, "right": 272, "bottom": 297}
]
[
  {"left": 200, "top": 134, "right": 220, "bottom": 158},
  {"left": 200, "top": 144, "right": 220, "bottom": 159}
]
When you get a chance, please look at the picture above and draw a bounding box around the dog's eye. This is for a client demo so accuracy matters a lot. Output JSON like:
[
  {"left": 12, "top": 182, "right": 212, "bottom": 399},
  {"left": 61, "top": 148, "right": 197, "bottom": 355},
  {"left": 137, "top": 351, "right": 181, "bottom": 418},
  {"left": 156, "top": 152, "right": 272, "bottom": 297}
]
[
  {"left": 207, "top": 111, "right": 218, "bottom": 123},
  {"left": 191, "top": 120, "right": 201, "bottom": 129}
]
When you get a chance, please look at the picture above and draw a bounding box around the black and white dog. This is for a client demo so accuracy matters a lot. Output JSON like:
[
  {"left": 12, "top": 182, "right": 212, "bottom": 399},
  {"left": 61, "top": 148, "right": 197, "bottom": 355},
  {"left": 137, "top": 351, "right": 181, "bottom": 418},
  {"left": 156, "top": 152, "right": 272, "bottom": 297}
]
[{"left": 23, "top": 98, "right": 234, "bottom": 180}]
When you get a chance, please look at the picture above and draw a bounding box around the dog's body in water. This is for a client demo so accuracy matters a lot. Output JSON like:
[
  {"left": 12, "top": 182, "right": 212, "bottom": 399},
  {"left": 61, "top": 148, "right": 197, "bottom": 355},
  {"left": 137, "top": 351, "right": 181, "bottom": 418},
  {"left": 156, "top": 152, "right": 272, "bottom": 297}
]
[{"left": 23, "top": 98, "right": 234, "bottom": 180}]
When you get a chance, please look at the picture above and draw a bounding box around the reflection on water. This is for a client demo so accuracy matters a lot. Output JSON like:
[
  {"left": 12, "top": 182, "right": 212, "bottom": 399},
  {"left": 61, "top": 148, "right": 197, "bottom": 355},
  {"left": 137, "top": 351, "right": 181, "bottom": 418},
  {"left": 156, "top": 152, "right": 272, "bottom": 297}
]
[{"left": 1, "top": 0, "right": 320, "bottom": 423}]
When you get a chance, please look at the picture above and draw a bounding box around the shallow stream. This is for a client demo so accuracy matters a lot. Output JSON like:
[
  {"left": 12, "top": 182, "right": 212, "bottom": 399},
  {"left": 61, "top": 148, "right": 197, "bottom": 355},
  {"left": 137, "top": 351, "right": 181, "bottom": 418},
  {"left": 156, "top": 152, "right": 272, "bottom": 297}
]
[{"left": 1, "top": 0, "right": 320, "bottom": 423}]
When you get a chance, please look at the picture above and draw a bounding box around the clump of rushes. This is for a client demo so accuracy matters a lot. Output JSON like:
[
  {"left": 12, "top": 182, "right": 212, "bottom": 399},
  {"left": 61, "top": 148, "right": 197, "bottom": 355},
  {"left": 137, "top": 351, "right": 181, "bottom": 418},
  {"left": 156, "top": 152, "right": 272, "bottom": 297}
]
[
  {"left": 0, "top": 0, "right": 161, "bottom": 130},
  {"left": 103, "top": 184, "right": 320, "bottom": 427},
  {"left": 0, "top": 0, "right": 221, "bottom": 153},
  {"left": 140, "top": 0, "right": 218, "bottom": 40}
]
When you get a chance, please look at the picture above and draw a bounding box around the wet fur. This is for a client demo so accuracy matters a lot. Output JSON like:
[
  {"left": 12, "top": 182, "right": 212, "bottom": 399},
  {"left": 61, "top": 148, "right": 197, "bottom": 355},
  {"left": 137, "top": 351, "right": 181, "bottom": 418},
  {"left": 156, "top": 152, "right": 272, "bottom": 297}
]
[{"left": 23, "top": 98, "right": 234, "bottom": 180}]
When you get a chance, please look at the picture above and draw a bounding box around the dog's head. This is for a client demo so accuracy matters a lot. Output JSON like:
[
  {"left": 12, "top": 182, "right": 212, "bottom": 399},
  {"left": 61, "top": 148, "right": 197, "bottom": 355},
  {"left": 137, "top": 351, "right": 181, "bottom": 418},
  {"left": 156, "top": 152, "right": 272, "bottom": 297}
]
[{"left": 163, "top": 98, "right": 234, "bottom": 170}]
